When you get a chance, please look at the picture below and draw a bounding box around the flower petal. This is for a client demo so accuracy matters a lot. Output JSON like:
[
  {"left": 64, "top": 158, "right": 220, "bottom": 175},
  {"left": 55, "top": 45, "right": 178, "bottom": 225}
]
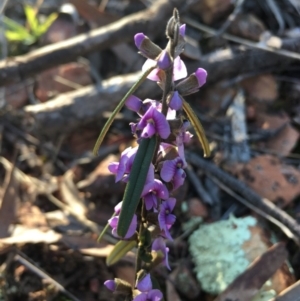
[
  {"left": 126, "top": 95, "right": 143, "bottom": 112},
  {"left": 124, "top": 214, "right": 137, "bottom": 239},
  {"left": 173, "top": 168, "right": 186, "bottom": 190},
  {"left": 104, "top": 280, "right": 116, "bottom": 291},
  {"left": 133, "top": 293, "right": 147, "bottom": 301},
  {"left": 141, "top": 122, "right": 156, "bottom": 138},
  {"left": 195, "top": 68, "right": 207, "bottom": 87},
  {"left": 173, "top": 57, "right": 187, "bottom": 81},
  {"left": 137, "top": 274, "right": 152, "bottom": 292},
  {"left": 169, "top": 91, "right": 183, "bottom": 111},
  {"left": 152, "top": 109, "right": 170, "bottom": 139},
  {"left": 160, "top": 160, "right": 177, "bottom": 182},
  {"left": 148, "top": 289, "right": 163, "bottom": 301}
]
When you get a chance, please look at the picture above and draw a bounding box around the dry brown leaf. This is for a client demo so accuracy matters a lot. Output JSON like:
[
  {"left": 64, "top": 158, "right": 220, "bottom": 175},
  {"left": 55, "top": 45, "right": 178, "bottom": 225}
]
[
  {"left": 60, "top": 169, "right": 87, "bottom": 216},
  {"left": 214, "top": 243, "right": 288, "bottom": 301},
  {"left": 35, "top": 63, "right": 92, "bottom": 102},
  {"left": 166, "top": 273, "right": 181, "bottom": 301},
  {"left": 0, "top": 163, "right": 19, "bottom": 238},
  {"left": 228, "top": 14, "right": 266, "bottom": 41},
  {"left": 68, "top": 0, "right": 119, "bottom": 28},
  {"left": 270, "top": 279, "right": 300, "bottom": 301},
  {"left": 77, "top": 154, "right": 124, "bottom": 197},
  {"left": 18, "top": 203, "right": 48, "bottom": 229},
  {"left": 189, "top": 0, "right": 233, "bottom": 24},
  {"left": 5, "top": 82, "right": 29, "bottom": 109},
  {"left": 0, "top": 226, "right": 61, "bottom": 244},
  {"left": 234, "top": 154, "right": 300, "bottom": 207},
  {"left": 241, "top": 74, "right": 278, "bottom": 102},
  {"left": 115, "top": 266, "right": 135, "bottom": 287},
  {"left": 168, "top": 264, "right": 201, "bottom": 300},
  {"left": 255, "top": 112, "right": 299, "bottom": 156}
]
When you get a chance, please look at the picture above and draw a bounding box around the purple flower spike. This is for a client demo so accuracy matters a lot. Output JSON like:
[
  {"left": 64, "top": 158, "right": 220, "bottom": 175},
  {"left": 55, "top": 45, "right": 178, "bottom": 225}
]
[
  {"left": 142, "top": 180, "right": 169, "bottom": 210},
  {"left": 134, "top": 33, "right": 146, "bottom": 49},
  {"left": 195, "top": 68, "right": 207, "bottom": 88},
  {"left": 168, "top": 91, "right": 182, "bottom": 111},
  {"left": 137, "top": 274, "right": 152, "bottom": 292},
  {"left": 137, "top": 105, "right": 170, "bottom": 139},
  {"left": 126, "top": 95, "right": 143, "bottom": 112},
  {"left": 109, "top": 214, "right": 137, "bottom": 239},
  {"left": 158, "top": 198, "right": 176, "bottom": 240},
  {"left": 157, "top": 50, "right": 171, "bottom": 70},
  {"left": 104, "top": 280, "right": 116, "bottom": 291},
  {"left": 179, "top": 24, "right": 186, "bottom": 37},
  {"left": 152, "top": 237, "right": 170, "bottom": 270}
]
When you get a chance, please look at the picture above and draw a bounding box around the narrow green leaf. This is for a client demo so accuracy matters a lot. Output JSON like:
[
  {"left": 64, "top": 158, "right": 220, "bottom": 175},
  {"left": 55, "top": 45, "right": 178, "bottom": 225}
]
[
  {"left": 106, "top": 240, "right": 136, "bottom": 266},
  {"left": 34, "top": 13, "right": 58, "bottom": 37},
  {"left": 182, "top": 99, "right": 211, "bottom": 157},
  {"left": 93, "top": 66, "right": 156, "bottom": 156},
  {"left": 117, "top": 136, "right": 157, "bottom": 237},
  {"left": 3, "top": 16, "right": 32, "bottom": 38},
  {"left": 97, "top": 212, "right": 116, "bottom": 243},
  {"left": 24, "top": 4, "right": 38, "bottom": 34}
]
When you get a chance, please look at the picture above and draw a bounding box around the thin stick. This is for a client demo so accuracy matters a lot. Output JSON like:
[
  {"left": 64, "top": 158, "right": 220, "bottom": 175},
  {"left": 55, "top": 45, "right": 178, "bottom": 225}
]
[
  {"left": 187, "top": 152, "right": 300, "bottom": 243},
  {"left": 15, "top": 252, "right": 82, "bottom": 301}
]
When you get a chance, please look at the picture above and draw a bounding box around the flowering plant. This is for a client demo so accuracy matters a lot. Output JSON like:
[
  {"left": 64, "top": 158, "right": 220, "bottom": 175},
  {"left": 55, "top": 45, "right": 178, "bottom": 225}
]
[{"left": 94, "top": 9, "right": 209, "bottom": 301}]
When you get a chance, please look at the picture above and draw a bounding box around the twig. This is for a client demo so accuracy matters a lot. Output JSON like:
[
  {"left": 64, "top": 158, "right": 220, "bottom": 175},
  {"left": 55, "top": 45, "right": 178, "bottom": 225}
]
[
  {"left": 216, "top": 0, "right": 246, "bottom": 36},
  {"left": 186, "top": 166, "right": 214, "bottom": 205},
  {"left": 269, "top": 279, "right": 300, "bottom": 301},
  {"left": 187, "top": 152, "right": 300, "bottom": 244},
  {"left": 14, "top": 252, "right": 82, "bottom": 301},
  {"left": 208, "top": 173, "right": 297, "bottom": 242},
  {"left": 183, "top": 17, "right": 300, "bottom": 61},
  {"left": 22, "top": 72, "right": 157, "bottom": 138},
  {"left": 0, "top": 0, "right": 182, "bottom": 87}
]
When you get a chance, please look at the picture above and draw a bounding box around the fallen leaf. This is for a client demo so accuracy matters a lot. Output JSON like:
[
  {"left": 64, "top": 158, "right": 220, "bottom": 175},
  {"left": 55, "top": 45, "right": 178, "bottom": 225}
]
[
  {"left": 18, "top": 203, "right": 48, "bottom": 229},
  {"left": 228, "top": 14, "right": 266, "bottom": 41},
  {"left": 214, "top": 243, "right": 288, "bottom": 301},
  {"left": 189, "top": 0, "right": 233, "bottom": 24},
  {"left": 59, "top": 169, "right": 87, "bottom": 216},
  {"left": 0, "top": 226, "right": 61, "bottom": 244},
  {"left": 241, "top": 74, "right": 278, "bottom": 102},
  {"left": 0, "top": 162, "right": 19, "bottom": 238},
  {"left": 35, "top": 63, "right": 92, "bottom": 102},
  {"left": 77, "top": 154, "right": 124, "bottom": 197},
  {"left": 168, "top": 264, "right": 201, "bottom": 300},
  {"left": 234, "top": 154, "right": 300, "bottom": 207},
  {"left": 254, "top": 112, "right": 299, "bottom": 156}
]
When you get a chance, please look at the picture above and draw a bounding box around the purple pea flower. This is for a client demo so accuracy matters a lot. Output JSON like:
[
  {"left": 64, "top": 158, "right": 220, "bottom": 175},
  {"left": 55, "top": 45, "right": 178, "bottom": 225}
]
[
  {"left": 168, "top": 91, "right": 183, "bottom": 111},
  {"left": 152, "top": 237, "right": 170, "bottom": 270},
  {"left": 175, "top": 120, "right": 192, "bottom": 168},
  {"left": 158, "top": 198, "right": 176, "bottom": 240},
  {"left": 108, "top": 214, "right": 137, "bottom": 239},
  {"left": 160, "top": 157, "right": 186, "bottom": 190},
  {"left": 133, "top": 274, "right": 163, "bottom": 301},
  {"left": 104, "top": 280, "right": 116, "bottom": 291},
  {"left": 133, "top": 290, "right": 163, "bottom": 301},
  {"left": 142, "top": 180, "right": 169, "bottom": 210},
  {"left": 142, "top": 56, "right": 187, "bottom": 82},
  {"left": 108, "top": 146, "right": 137, "bottom": 182},
  {"left": 136, "top": 105, "right": 170, "bottom": 139}
]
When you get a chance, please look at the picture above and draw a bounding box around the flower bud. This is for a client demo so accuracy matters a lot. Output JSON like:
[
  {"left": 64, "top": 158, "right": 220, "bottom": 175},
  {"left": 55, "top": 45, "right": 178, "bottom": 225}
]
[
  {"left": 167, "top": 91, "right": 183, "bottom": 110},
  {"left": 134, "top": 33, "right": 162, "bottom": 59},
  {"left": 157, "top": 50, "right": 172, "bottom": 70},
  {"left": 176, "top": 68, "right": 207, "bottom": 96},
  {"left": 104, "top": 278, "right": 132, "bottom": 295},
  {"left": 179, "top": 24, "right": 186, "bottom": 37}
]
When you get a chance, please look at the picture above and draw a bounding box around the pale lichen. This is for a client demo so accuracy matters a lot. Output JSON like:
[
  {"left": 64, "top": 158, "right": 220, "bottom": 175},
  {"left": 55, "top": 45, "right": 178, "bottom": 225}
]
[{"left": 188, "top": 215, "right": 257, "bottom": 294}]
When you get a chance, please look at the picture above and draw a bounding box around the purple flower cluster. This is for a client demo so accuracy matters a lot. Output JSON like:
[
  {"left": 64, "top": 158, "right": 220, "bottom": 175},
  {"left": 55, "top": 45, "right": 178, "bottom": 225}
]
[{"left": 104, "top": 14, "right": 207, "bottom": 300}]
